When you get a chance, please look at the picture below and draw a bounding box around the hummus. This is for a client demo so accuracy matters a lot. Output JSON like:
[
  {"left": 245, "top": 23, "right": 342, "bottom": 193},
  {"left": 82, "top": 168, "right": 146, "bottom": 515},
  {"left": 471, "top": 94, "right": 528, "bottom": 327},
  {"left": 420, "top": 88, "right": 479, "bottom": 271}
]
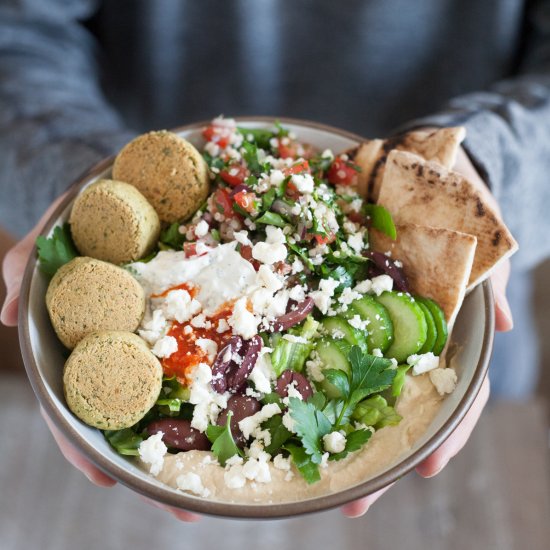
[{"left": 149, "top": 372, "right": 444, "bottom": 503}]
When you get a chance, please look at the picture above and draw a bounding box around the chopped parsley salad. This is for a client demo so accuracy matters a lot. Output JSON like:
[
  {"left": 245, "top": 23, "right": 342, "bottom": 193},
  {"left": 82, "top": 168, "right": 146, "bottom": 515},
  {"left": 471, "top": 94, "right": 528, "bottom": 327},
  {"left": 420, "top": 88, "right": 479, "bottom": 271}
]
[{"left": 38, "top": 117, "right": 450, "bottom": 488}]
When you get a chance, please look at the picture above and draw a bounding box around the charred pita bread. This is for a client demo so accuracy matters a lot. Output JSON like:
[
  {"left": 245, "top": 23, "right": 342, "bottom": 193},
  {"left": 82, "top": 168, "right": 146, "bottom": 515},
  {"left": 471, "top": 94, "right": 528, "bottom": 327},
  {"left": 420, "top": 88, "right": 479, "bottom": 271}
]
[
  {"left": 370, "top": 223, "right": 477, "bottom": 329},
  {"left": 377, "top": 150, "right": 518, "bottom": 289},
  {"left": 352, "top": 127, "right": 465, "bottom": 202}
]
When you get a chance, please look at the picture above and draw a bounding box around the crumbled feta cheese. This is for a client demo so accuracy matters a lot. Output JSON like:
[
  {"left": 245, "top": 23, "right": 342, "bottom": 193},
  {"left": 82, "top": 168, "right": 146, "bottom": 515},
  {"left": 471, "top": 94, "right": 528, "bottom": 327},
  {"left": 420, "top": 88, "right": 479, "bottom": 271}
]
[
  {"left": 348, "top": 314, "right": 370, "bottom": 331},
  {"left": 233, "top": 230, "right": 252, "bottom": 246},
  {"left": 196, "top": 338, "right": 218, "bottom": 362},
  {"left": 370, "top": 274, "right": 394, "bottom": 296},
  {"left": 151, "top": 335, "right": 178, "bottom": 358},
  {"left": 228, "top": 297, "right": 259, "bottom": 339},
  {"left": 407, "top": 352, "right": 440, "bottom": 375},
  {"left": 242, "top": 456, "right": 271, "bottom": 483},
  {"left": 347, "top": 233, "right": 364, "bottom": 253},
  {"left": 139, "top": 432, "right": 167, "bottom": 476},
  {"left": 252, "top": 226, "right": 287, "bottom": 264},
  {"left": 249, "top": 347, "right": 275, "bottom": 394},
  {"left": 238, "top": 403, "right": 281, "bottom": 440},
  {"left": 273, "top": 455, "right": 294, "bottom": 481},
  {"left": 354, "top": 279, "right": 373, "bottom": 294},
  {"left": 371, "top": 348, "right": 383, "bottom": 357},
  {"left": 138, "top": 309, "right": 167, "bottom": 344},
  {"left": 191, "top": 313, "right": 208, "bottom": 328},
  {"left": 291, "top": 173, "right": 315, "bottom": 194},
  {"left": 310, "top": 278, "right": 340, "bottom": 314},
  {"left": 282, "top": 411, "right": 296, "bottom": 433},
  {"left": 176, "top": 472, "right": 210, "bottom": 498},
  {"left": 323, "top": 431, "right": 347, "bottom": 454},
  {"left": 194, "top": 220, "right": 209, "bottom": 238},
  {"left": 291, "top": 258, "right": 304, "bottom": 274},
  {"left": 321, "top": 149, "right": 334, "bottom": 160},
  {"left": 306, "top": 351, "right": 325, "bottom": 382},
  {"left": 338, "top": 287, "right": 361, "bottom": 306},
  {"left": 320, "top": 452, "right": 329, "bottom": 468},
  {"left": 282, "top": 334, "right": 308, "bottom": 344},
  {"left": 216, "top": 318, "right": 230, "bottom": 333},
  {"left": 288, "top": 285, "right": 306, "bottom": 302},
  {"left": 224, "top": 456, "right": 247, "bottom": 489},
  {"left": 257, "top": 264, "right": 284, "bottom": 292},
  {"left": 163, "top": 289, "right": 202, "bottom": 324},
  {"left": 429, "top": 368, "right": 458, "bottom": 395}
]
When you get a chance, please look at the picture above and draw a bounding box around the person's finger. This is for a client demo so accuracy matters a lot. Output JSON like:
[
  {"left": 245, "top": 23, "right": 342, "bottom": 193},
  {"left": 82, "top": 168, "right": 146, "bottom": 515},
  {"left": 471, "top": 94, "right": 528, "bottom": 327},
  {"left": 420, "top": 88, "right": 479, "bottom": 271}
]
[
  {"left": 1, "top": 194, "right": 66, "bottom": 326},
  {"left": 138, "top": 496, "right": 202, "bottom": 523},
  {"left": 415, "top": 376, "right": 490, "bottom": 478},
  {"left": 491, "top": 260, "right": 513, "bottom": 332},
  {"left": 340, "top": 483, "right": 395, "bottom": 518},
  {"left": 41, "top": 407, "right": 116, "bottom": 488}
]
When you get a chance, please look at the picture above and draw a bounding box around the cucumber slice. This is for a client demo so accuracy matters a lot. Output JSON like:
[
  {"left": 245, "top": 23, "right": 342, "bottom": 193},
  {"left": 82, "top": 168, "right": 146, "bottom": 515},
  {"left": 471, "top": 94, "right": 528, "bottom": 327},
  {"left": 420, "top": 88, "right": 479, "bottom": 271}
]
[
  {"left": 375, "top": 291, "right": 427, "bottom": 363},
  {"left": 315, "top": 338, "right": 351, "bottom": 399},
  {"left": 320, "top": 316, "right": 368, "bottom": 352},
  {"left": 344, "top": 295, "right": 394, "bottom": 353},
  {"left": 417, "top": 302, "right": 437, "bottom": 354},
  {"left": 416, "top": 297, "right": 448, "bottom": 355}
]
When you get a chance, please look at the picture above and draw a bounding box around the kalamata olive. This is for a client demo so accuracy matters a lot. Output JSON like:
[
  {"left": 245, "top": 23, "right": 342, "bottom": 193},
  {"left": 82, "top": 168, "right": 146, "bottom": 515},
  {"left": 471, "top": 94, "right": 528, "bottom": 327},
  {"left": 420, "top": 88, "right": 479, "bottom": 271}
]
[
  {"left": 363, "top": 250, "right": 410, "bottom": 293},
  {"left": 227, "top": 335, "right": 262, "bottom": 392},
  {"left": 275, "top": 370, "right": 314, "bottom": 400},
  {"left": 146, "top": 419, "right": 211, "bottom": 451},
  {"left": 271, "top": 296, "right": 314, "bottom": 332},
  {"left": 217, "top": 394, "right": 261, "bottom": 447},
  {"left": 211, "top": 335, "right": 243, "bottom": 393}
]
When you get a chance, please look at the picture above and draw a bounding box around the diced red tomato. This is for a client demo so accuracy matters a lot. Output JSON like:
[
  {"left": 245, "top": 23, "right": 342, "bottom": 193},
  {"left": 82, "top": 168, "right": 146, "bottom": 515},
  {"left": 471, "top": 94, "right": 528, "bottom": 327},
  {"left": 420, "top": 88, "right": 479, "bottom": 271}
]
[
  {"left": 285, "top": 181, "right": 300, "bottom": 200},
  {"left": 233, "top": 190, "right": 257, "bottom": 213},
  {"left": 212, "top": 188, "right": 234, "bottom": 217},
  {"left": 327, "top": 157, "right": 359, "bottom": 186},
  {"left": 183, "top": 243, "right": 198, "bottom": 257},
  {"left": 278, "top": 141, "right": 299, "bottom": 159},
  {"left": 220, "top": 164, "right": 248, "bottom": 186},
  {"left": 202, "top": 124, "right": 231, "bottom": 149},
  {"left": 314, "top": 233, "right": 336, "bottom": 246},
  {"left": 283, "top": 160, "right": 310, "bottom": 176}
]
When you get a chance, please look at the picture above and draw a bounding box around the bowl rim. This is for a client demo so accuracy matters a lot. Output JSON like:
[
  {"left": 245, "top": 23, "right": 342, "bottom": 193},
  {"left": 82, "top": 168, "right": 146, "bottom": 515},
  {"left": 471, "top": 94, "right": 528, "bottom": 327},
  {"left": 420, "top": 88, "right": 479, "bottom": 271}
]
[{"left": 18, "top": 116, "right": 494, "bottom": 519}]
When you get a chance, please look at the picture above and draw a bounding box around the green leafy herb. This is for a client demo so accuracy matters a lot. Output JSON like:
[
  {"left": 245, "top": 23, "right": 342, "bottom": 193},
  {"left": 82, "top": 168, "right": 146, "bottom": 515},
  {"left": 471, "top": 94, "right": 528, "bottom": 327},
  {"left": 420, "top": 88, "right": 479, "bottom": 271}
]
[
  {"left": 206, "top": 412, "right": 243, "bottom": 466},
  {"left": 237, "top": 127, "right": 274, "bottom": 149},
  {"left": 255, "top": 211, "right": 287, "bottom": 228},
  {"left": 284, "top": 443, "right": 321, "bottom": 484},
  {"left": 328, "top": 429, "right": 373, "bottom": 461},
  {"left": 262, "top": 415, "right": 293, "bottom": 455},
  {"left": 241, "top": 140, "right": 263, "bottom": 175},
  {"left": 288, "top": 397, "right": 332, "bottom": 464},
  {"left": 159, "top": 222, "right": 185, "bottom": 249},
  {"left": 155, "top": 376, "right": 191, "bottom": 413},
  {"left": 104, "top": 428, "right": 144, "bottom": 456},
  {"left": 36, "top": 223, "right": 78, "bottom": 276},
  {"left": 364, "top": 204, "right": 397, "bottom": 240}
]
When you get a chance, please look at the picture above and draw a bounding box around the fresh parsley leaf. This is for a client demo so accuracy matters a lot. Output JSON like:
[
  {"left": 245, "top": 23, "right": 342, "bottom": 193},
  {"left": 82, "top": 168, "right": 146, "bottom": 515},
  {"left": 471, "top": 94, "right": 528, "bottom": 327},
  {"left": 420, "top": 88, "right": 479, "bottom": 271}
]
[
  {"left": 348, "top": 346, "right": 396, "bottom": 403},
  {"left": 255, "top": 211, "right": 287, "bottom": 228},
  {"left": 308, "top": 392, "right": 326, "bottom": 411},
  {"left": 237, "top": 127, "right": 274, "bottom": 149},
  {"left": 285, "top": 443, "right": 321, "bottom": 484},
  {"left": 159, "top": 222, "right": 184, "bottom": 249},
  {"left": 206, "top": 412, "right": 243, "bottom": 466},
  {"left": 36, "top": 223, "right": 78, "bottom": 276},
  {"left": 288, "top": 397, "right": 332, "bottom": 464},
  {"left": 328, "top": 429, "right": 372, "bottom": 461},
  {"left": 364, "top": 204, "right": 397, "bottom": 240},
  {"left": 104, "top": 428, "right": 143, "bottom": 456},
  {"left": 262, "top": 415, "right": 292, "bottom": 455},
  {"left": 323, "top": 369, "right": 350, "bottom": 399},
  {"left": 241, "top": 140, "right": 262, "bottom": 175}
]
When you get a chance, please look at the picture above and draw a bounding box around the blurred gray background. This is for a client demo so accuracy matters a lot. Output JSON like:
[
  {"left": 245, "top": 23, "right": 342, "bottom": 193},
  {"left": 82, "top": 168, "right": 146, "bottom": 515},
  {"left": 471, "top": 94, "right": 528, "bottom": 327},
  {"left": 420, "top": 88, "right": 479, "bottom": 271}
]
[{"left": 0, "top": 261, "right": 548, "bottom": 550}]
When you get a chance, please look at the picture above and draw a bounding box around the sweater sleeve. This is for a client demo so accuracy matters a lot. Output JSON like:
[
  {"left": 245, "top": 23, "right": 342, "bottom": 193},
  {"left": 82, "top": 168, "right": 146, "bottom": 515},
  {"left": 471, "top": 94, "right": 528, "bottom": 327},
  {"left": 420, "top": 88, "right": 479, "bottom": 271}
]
[
  {"left": 400, "top": 0, "right": 550, "bottom": 271},
  {"left": 0, "top": 0, "right": 135, "bottom": 237}
]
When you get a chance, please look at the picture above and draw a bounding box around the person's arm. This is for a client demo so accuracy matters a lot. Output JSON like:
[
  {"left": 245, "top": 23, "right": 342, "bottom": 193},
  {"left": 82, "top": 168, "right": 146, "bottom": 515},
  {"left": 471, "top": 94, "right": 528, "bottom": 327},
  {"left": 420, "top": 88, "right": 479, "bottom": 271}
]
[
  {"left": 400, "top": 0, "right": 550, "bottom": 272},
  {"left": 0, "top": 0, "right": 135, "bottom": 238}
]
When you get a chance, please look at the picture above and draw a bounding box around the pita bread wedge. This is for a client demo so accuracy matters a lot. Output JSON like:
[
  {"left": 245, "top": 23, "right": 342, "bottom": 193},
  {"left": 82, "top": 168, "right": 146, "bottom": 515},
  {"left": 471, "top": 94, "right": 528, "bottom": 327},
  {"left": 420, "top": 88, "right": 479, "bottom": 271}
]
[
  {"left": 377, "top": 150, "right": 518, "bottom": 289},
  {"left": 351, "top": 127, "right": 465, "bottom": 202},
  {"left": 369, "top": 223, "right": 477, "bottom": 330}
]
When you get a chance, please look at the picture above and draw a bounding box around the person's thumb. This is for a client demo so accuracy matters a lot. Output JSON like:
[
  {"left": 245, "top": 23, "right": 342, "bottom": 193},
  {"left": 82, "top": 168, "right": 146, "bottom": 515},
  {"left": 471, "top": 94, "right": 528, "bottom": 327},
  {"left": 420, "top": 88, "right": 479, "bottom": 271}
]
[{"left": 491, "top": 260, "right": 513, "bottom": 332}]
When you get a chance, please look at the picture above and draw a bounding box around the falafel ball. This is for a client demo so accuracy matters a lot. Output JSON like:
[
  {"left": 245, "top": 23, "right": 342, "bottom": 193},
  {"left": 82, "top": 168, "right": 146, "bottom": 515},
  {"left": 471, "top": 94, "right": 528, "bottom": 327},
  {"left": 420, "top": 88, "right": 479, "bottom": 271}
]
[
  {"left": 46, "top": 257, "right": 145, "bottom": 349},
  {"left": 70, "top": 179, "right": 160, "bottom": 264},
  {"left": 63, "top": 331, "right": 163, "bottom": 430},
  {"left": 112, "top": 131, "right": 210, "bottom": 223}
]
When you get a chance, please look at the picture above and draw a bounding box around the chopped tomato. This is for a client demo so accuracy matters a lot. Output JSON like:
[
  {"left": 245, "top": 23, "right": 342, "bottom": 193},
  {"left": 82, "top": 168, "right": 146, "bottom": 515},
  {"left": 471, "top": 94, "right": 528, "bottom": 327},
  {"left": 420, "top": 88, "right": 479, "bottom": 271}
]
[
  {"left": 278, "top": 141, "right": 299, "bottom": 159},
  {"left": 183, "top": 242, "right": 198, "bottom": 257},
  {"left": 314, "top": 233, "right": 336, "bottom": 246},
  {"left": 212, "top": 188, "right": 234, "bottom": 217},
  {"left": 327, "top": 157, "right": 359, "bottom": 186},
  {"left": 220, "top": 164, "right": 248, "bottom": 186},
  {"left": 284, "top": 160, "right": 310, "bottom": 176},
  {"left": 285, "top": 180, "right": 300, "bottom": 200},
  {"left": 233, "top": 190, "right": 257, "bottom": 213},
  {"left": 202, "top": 124, "right": 230, "bottom": 149}
]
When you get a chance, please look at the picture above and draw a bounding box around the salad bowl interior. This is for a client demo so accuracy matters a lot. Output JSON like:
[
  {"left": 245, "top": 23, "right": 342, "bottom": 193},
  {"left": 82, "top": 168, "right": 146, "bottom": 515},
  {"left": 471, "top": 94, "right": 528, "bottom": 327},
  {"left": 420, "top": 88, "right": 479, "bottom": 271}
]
[{"left": 19, "top": 118, "right": 494, "bottom": 518}]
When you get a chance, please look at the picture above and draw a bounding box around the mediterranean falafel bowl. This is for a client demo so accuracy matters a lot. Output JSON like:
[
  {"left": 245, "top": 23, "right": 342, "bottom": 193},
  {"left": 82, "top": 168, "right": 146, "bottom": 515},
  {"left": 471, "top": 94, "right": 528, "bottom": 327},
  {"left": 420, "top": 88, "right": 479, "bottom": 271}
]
[{"left": 18, "top": 117, "right": 508, "bottom": 518}]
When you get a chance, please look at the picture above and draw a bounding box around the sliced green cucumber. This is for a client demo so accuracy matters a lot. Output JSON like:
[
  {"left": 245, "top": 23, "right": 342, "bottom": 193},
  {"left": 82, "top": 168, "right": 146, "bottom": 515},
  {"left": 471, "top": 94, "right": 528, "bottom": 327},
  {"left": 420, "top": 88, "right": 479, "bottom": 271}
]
[
  {"left": 344, "top": 295, "right": 394, "bottom": 353},
  {"left": 416, "top": 297, "right": 448, "bottom": 355},
  {"left": 320, "top": 316, "right": 368, "bottom": 352},
  {"left": 315, "top": 338, "right": 351, "bottom": 399},
  {"left": 375, "top": 291, "right": 427, "bottom": 363},
  {"left": 417, "top": 302, "right": 437, "bottom": 354}
]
